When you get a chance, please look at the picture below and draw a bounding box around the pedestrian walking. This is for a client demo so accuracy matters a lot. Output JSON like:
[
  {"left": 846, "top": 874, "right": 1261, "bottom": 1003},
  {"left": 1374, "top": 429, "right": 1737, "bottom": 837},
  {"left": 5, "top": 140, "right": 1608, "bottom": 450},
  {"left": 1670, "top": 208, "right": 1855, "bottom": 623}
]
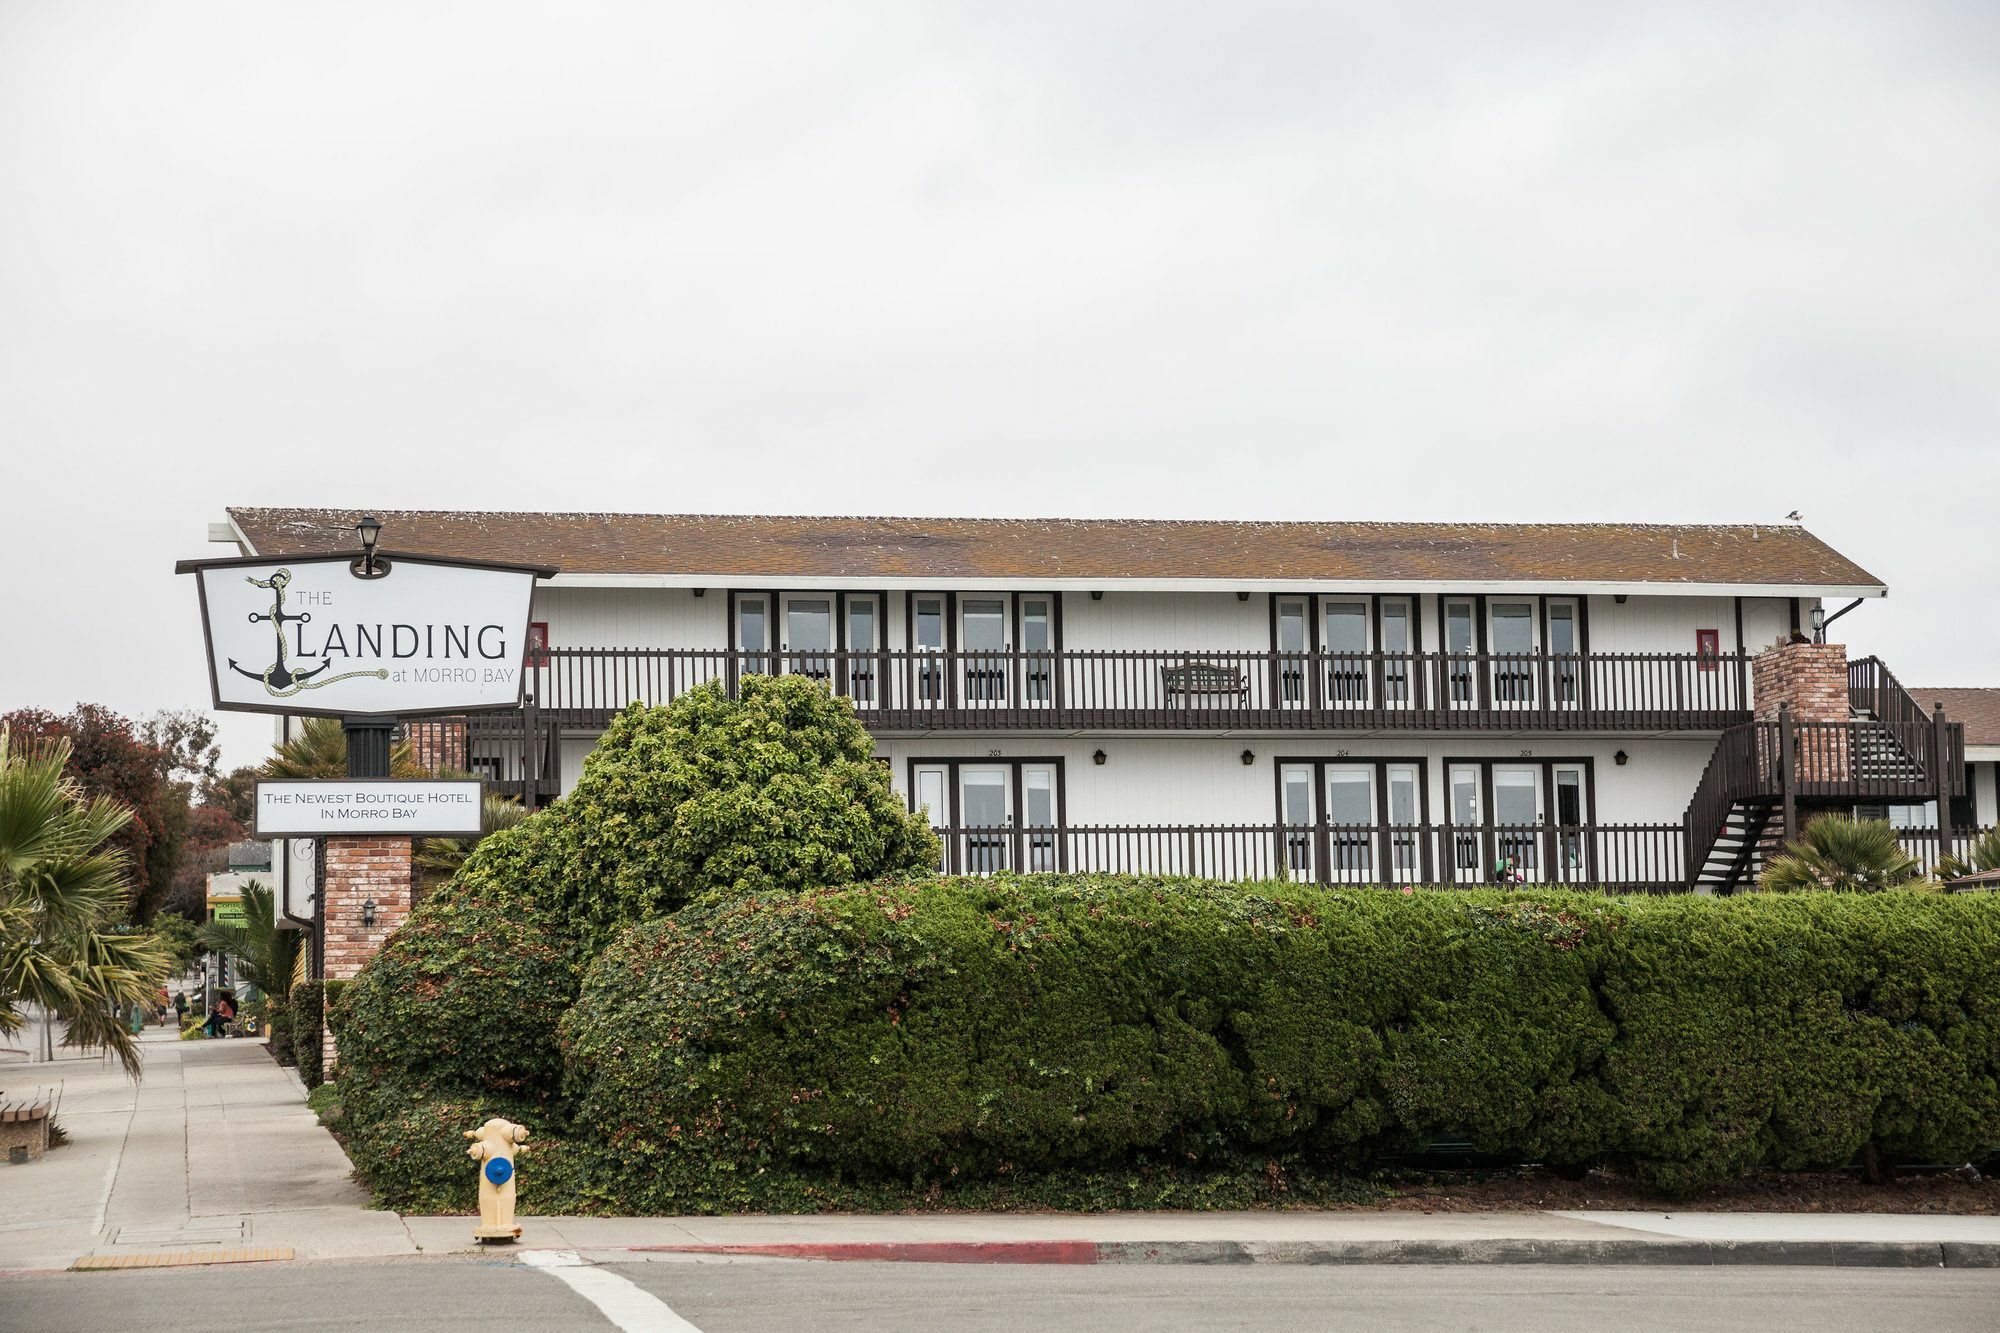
[{"left": 172, "top": 990, "right": 188, "bottom": 1030}]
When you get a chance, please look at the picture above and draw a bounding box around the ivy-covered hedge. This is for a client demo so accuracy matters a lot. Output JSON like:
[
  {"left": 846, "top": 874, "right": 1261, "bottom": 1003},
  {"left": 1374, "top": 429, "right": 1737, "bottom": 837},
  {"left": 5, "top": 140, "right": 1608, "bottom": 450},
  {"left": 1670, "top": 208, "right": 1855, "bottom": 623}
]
[
  {"left": 331, "top": 679, "right": 940, "bottom": 1207},
  {"left": 542, "top": 880, "right": 2000, "bottom": 1210}
]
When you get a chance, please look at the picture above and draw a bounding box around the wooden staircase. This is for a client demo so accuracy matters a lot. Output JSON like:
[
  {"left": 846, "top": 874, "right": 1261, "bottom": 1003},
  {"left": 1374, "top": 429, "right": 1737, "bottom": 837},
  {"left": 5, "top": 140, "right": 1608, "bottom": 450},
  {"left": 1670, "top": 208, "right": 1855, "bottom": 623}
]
[{"left": 1682, "top": 659, "right": 1965, "bottom": 893}]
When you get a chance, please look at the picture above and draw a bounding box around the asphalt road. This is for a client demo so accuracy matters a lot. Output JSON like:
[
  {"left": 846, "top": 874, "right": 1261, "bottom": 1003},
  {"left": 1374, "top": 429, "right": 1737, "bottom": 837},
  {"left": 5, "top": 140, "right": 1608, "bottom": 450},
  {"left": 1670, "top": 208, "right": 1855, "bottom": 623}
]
[{"left": 6, "top": 1259, "right": 2000, "bottom": 1332}]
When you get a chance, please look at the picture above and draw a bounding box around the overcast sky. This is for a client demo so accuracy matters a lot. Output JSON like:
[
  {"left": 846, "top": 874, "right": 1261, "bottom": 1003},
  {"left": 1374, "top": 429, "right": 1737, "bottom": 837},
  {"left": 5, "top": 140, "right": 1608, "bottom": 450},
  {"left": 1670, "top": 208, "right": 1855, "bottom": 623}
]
[{"left": 3, "top": 1, "right": 1996, "bottom": 770}]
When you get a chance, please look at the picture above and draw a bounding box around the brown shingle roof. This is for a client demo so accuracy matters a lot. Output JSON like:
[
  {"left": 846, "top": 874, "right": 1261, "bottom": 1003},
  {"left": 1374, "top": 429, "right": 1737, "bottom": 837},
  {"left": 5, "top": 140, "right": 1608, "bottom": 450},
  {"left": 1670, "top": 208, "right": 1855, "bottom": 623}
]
[
  {"left": 1912, "top": 689, "right": 2000, "bottom": 747},
  {"left": 225, "top": 509, "right": 1885, "bottom": 590}
]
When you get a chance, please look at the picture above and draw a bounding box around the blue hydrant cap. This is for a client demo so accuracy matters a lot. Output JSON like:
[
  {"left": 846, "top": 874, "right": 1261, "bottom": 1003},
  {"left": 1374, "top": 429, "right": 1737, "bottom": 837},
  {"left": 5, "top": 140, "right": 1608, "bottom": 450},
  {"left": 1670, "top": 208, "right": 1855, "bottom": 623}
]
[{"left": 484, "top": 1157, "right": 513, "bottom": 1186}]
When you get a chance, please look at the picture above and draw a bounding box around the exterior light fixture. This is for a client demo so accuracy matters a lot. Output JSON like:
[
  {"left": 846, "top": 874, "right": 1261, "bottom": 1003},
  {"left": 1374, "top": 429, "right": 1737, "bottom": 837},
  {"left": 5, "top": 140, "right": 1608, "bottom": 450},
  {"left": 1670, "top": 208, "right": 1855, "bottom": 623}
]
[
  {"left": 1236, "top": 591, "right": 1250, "bottom": 602},
  {"left": 1240, "top": 749, "right": 1255, "bottom": 766},
  {"left": 692, "top": 587, "right": 706, "bottom": 597},
  {"left": 1092, "top": 749, "right": 1107, "bottom": 766},
  {"left": 1614, "top": 750, "right": 1629, "bottom": 766},
  {"left": 1614, "top": 594, "right": 1628, "bottom": 604},
  {"left": 362, "top": 898, "right": 378, "bottom": 927},
  {"left": 1810, "top": 605, "right": 1826, "bottom": 643},
  {"left": 1091, "top": 591, "right": 1104, "bottom": 601},
  {"left": 354, "top": 514, "right": 384, "bottom": 577}
]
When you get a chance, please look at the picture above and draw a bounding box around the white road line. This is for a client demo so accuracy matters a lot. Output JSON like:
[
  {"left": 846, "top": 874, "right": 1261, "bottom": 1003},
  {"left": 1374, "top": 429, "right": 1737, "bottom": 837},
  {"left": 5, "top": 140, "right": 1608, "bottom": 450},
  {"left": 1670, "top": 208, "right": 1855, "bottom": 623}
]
[{"left": 520, "top": 1249, "right": 704, "bottom": 1332}]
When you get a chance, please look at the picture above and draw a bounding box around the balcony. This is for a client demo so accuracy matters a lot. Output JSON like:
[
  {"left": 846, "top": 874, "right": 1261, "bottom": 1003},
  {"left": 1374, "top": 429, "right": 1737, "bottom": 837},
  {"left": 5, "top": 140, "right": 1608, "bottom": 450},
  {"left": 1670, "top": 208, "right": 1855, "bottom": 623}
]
[
  {"left": 512, "top": 647, "right": 1753, "bottom": 733},
  {"left": 929, "top": 821, "right": 1689, "bottom": 890}
]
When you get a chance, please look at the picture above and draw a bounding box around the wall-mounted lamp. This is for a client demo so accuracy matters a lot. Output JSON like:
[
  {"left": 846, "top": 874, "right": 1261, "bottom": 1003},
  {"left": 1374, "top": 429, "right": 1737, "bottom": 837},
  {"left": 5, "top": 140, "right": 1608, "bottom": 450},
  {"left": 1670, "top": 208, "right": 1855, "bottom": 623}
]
[
  {"left": 1240, "top": 749, "right": 1256, "bottom": 766},
  {"left": 362, "top": 898, "right": 378, "bottom": 927},
  {"left": 1090, "top": 591, "right": 1104, "bottom": 601},
  {"left": 1614, "top": 594, "right": 1628, "bottom": 604},
  {"left": 1092, "top": 749, "right": 1107, "bottom": 766},
  {"left": 1236, "top": 591, "right": 1250, "bottom": 602},
  {"left": 354, "top": 514, "right": 384, "bottom": 577},
  {"left": 1613, "top": 750, "right": 1629, "bottom": 767},
  {"left": 692, "top": 587, "right": 706, "bottom": 598}
]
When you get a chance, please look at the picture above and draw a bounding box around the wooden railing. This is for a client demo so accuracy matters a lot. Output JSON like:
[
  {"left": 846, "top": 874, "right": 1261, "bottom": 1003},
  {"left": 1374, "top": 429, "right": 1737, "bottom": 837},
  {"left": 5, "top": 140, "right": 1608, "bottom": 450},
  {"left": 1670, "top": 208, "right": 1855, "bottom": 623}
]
[
  {"left": 1896, "top": 827, "right": 1998, "bottom": 877},
  {"left": 928, "top": 821, "right": 1689, "bottom": 890},
  {"left": 1680, "top": 711, "right": 1966, "bottom": 885},
  {"left": 1849, "top": 655, "right": 1932, "bottom": 729},
  {"left": 510, "top": 647, "right": 1753, "bottom": 731}
]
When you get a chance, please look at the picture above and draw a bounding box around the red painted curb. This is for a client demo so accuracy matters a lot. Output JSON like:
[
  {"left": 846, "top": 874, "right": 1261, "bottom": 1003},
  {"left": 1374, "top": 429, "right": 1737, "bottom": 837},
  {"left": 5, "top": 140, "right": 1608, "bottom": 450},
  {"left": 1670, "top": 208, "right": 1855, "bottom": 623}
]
[{"left": 627, "top": 1240, "right": 1101, "bottom": 1265}]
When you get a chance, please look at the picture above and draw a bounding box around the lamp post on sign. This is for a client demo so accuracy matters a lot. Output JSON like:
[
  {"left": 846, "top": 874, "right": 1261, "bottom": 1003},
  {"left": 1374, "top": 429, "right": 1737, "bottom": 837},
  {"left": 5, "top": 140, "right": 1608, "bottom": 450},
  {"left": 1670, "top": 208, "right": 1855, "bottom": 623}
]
[{"left": 177, "top": 519, "right": 558, "bottom": 1072}]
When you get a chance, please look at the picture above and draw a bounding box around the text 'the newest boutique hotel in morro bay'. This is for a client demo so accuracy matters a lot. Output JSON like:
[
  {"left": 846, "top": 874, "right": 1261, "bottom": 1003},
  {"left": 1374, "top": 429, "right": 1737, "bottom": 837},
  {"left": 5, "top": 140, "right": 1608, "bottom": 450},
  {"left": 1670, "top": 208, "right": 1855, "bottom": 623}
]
[{"left": 213, "top": 510, "right": 1999, "bottom": 895}]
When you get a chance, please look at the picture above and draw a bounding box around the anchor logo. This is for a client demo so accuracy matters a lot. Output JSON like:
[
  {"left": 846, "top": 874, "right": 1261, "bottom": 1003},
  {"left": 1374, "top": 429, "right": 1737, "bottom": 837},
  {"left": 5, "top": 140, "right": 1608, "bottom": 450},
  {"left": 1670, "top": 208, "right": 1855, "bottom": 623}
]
[{"left": 227, "top": 568, "right": 389, "bottom": 697}]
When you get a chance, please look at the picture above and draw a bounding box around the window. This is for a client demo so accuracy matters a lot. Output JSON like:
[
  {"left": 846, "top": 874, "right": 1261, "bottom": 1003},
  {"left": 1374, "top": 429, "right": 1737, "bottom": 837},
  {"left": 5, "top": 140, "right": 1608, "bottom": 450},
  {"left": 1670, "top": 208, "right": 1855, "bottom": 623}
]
[
  {"left": 845, "top": 596, "right": 878, "bottom": 704},
  {"left": 961, "top": 599, "right": 1007, "bottom": 702},
  {"left": 1696, "top": 628, "right": 1720, "bottom": 672},
  {"left": 1021, "top": 596, "right": 1054, "bottom": 703},
  {"left": 1276, "top": 597, "right": 1309, "bottom": 704},
  {"left": 914, "top": 596, "right": 946, "bottom": 703},
  {"left": 1324, "top": 602, "right": 1369, "bottom": 703},
  {"left": 1380, "top": 598, "right": 1413, "bottom": 704},
  {"left": 524, "top": 621, "right": 549, "bottom": 667},
  {"left": 911, "top": 758, "right": 1066, "bottom": 875}
]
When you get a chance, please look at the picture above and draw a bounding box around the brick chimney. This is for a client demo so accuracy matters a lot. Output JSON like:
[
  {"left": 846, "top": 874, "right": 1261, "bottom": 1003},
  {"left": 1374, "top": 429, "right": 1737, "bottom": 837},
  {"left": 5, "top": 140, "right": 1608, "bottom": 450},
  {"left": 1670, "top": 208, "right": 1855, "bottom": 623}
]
[{"left": 1751, "top": 640, "right": 1849, "bottom": 724}]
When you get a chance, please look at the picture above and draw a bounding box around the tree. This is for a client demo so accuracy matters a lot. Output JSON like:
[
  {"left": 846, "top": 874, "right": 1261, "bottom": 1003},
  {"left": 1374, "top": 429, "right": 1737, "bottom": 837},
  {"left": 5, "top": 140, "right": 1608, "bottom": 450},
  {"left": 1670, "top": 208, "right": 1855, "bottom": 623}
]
[
  {"left": 1758, "top": 814, "right": 1927, "bottom": 893},
  {"left": 149, "top": 913, "right": 203, "bottom": 979},
  {"left": 203, "top": 766, "right": 260, "bottom": 827},
  {"left": 1, "top": 705, "right": 181, "bottom": 922},
  {"left": 263, "top": 717, "right": 426, "bottom": 780},
  {"left": 413, "top": 794, "right": 529, "bottom": 894},
  {"left": 0, "top": 728, "right": 170, "bottom": 1075},
  {"left": 164, "top": 803, "right": 248, "bottom": 920},
  {"left": 138, "top": 710, "right": 222, "bottom": 789},
  {"left": 196, "top": 881, "right": 300, "bottom": 1004}
]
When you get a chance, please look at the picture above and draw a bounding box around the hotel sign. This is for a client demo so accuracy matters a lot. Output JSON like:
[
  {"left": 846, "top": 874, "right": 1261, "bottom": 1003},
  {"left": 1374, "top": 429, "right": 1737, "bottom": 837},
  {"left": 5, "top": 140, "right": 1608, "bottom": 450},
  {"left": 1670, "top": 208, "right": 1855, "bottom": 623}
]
[
  {"left": 178, "top": 551, "right": 556, "bottom": 717},
  {"left": 254, "top": 779, "right": 485, "bottom": 838}
]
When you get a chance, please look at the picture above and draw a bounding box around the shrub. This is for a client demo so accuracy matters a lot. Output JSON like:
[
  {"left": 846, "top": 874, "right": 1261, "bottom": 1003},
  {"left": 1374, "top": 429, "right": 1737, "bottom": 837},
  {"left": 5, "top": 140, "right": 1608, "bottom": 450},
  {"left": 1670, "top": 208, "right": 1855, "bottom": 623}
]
[
  {"left": 292, "top": 982, "right": 325, "bottom": 1088},
  {"left": 265, "top": 996, "right": 293, "bottom": 1067},
  {"left": 535, "top": 678, "right": 937, "bottom": 955},
  {"left": 1759, "top": 815, "right": 1926, "bottom": 893},
  {"left": 553, "top": 878, "right": 2000, "bottom": 1209},
  {"left": 332, "top": 886, "right": 579, "bottom": 1109}
]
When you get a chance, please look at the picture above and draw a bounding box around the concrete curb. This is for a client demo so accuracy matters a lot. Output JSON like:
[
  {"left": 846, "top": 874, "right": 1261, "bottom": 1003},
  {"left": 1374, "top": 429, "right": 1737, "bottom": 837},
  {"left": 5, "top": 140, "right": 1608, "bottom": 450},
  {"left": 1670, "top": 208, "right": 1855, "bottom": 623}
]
[{"left": 627, "top": 1238, "right": 2000, "bottom": 1269}]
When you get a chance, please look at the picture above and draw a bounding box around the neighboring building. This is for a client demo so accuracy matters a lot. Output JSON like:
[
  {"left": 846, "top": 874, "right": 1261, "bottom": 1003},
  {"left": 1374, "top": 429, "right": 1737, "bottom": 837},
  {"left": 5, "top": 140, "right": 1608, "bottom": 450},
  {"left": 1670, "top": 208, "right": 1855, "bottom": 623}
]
[
  {"left": 204, "top": 839, "right": 274, "bottom": 925},
  {"left": 1908, "top": 688, "right": 2000, "bottom": 830},
  {"left": 212, "top": 510, "right": 1985, "bottom": 893}
]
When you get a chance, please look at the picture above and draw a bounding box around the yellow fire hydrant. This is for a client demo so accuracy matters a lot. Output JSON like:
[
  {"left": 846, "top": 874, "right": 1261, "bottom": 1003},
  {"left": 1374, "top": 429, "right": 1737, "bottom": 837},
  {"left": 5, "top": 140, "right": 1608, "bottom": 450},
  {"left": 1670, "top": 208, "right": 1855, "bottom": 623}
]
[{"left": 464, "top": 1117, "right": 529, "bottom": 1243}]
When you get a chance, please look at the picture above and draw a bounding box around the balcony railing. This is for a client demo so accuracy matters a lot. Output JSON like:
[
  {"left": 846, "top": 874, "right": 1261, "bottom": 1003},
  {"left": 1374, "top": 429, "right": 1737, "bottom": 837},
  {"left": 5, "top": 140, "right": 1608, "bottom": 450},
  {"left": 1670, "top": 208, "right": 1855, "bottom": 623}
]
[
  {"left": 514, "top": 647, "right": 1752, "bottom": 732},
  {"left": 927, "top": 821, "right": 1689, "bottom": 890},
  {"left": 1896, "top": 827, "right": 1998, "bottom": 877}
]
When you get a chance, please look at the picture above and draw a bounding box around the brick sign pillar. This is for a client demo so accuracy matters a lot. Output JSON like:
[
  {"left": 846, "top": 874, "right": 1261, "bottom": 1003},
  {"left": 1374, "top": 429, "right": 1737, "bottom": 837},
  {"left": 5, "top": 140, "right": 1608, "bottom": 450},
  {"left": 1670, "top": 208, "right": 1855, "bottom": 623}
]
[
  {"left": 321, "top": 717, "right": 413, "bottom": 1073},
  {"left": 320, "top": 836, "right": 412, "bottom": 1071}
]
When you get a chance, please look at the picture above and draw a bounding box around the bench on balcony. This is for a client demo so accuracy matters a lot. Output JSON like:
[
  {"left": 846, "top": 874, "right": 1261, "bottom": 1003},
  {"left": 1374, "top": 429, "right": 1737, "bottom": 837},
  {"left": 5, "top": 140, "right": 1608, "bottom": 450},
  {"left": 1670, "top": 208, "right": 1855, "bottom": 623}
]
[{"left": 1163, "top": 661, "right": 1248, "bottom": 705}]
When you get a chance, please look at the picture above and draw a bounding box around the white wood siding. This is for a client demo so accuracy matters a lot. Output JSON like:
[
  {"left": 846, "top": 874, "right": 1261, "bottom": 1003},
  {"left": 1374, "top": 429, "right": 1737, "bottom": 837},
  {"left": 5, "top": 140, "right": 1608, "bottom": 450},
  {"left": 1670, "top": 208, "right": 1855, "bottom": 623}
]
[{"left": 528, "top": 584, "right": 1817, "bottom": 660}]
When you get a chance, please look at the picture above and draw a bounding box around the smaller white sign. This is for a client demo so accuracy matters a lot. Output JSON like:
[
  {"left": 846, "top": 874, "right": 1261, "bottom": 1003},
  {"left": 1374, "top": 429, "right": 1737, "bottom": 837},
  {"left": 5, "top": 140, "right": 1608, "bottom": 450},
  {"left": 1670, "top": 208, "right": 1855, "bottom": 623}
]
[{"left": 254, "top": 780, "right": 486, "bottom": 838}]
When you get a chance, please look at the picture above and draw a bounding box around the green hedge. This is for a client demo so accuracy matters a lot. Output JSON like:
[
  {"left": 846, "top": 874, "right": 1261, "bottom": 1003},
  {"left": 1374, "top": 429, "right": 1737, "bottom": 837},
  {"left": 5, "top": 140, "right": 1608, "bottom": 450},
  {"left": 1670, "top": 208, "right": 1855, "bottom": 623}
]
[
  {"left": 292, "top": 982, "right": 325, "bottom": 1087},
  {"left": 543, "top": 879, "right": 2000, "bottom": 1210}
]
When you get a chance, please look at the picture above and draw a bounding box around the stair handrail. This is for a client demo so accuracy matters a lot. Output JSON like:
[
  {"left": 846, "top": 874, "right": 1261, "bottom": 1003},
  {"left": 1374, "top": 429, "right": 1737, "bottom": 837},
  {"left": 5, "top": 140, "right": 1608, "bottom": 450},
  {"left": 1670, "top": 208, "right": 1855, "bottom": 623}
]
[
  {"left": 1681, "top": 721, "right": 1775, "bottom": 886},
  {"left": 1848, "top": 655, "right": 1931, "bottom": 731}
]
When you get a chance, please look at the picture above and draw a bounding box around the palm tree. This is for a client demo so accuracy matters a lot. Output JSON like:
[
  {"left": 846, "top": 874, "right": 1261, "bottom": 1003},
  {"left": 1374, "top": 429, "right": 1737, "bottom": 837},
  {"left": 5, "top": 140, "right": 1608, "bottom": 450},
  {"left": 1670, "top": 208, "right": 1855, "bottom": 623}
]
[
  {"left": 195, "top": 881, "right": 300, "bottom": 1005},
  {"left": 1758, "top": 814, "right": 1927, "bottom": 893},
  {"left": 1938, "top": 828, "right": 2000, "bottom": 883},
  {"left": 263, "top": 717, "right": 426, "bottom": 780},
  {"left": 412, "top": 793, "right": 529, "bottom": 888},
  {"left": 0, "top": 728, "right": 169, "bottom": 1075}
]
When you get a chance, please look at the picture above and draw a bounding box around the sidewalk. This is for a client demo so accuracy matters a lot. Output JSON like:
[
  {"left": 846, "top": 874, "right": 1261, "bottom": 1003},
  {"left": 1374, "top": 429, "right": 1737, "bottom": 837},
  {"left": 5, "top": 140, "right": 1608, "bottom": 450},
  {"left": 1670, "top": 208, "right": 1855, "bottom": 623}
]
[
  {"left": 5, "top": 1029, "right": 2000, "bottom": 1274},
  {"left": 0, "top": 1026, "right": 410, "bottom": 1273}
]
